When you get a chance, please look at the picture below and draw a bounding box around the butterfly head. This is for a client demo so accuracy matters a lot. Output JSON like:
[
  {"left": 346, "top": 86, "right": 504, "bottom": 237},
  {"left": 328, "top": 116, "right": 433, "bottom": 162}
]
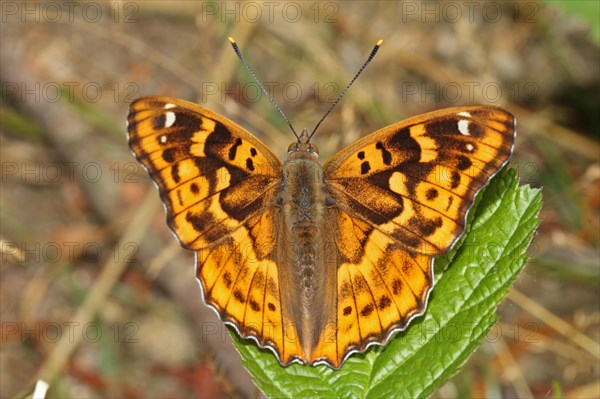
[{"left": 287, "top": 128, "right": 319, "bottom": 159}]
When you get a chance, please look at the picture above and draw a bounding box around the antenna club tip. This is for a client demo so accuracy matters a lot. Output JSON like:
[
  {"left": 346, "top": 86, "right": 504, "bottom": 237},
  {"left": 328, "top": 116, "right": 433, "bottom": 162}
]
[
  {"left": 376, "top": 39, "right": 383, "bottom": 46},
  {"left": 228, "top": 37, "right": 236, "bottom": 44}
]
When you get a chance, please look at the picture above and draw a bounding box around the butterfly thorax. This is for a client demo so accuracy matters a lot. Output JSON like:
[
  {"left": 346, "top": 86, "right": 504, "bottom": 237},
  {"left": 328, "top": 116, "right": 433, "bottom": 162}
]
[{"left": 279, "top": 146, "right": 336, "bottom": 357}]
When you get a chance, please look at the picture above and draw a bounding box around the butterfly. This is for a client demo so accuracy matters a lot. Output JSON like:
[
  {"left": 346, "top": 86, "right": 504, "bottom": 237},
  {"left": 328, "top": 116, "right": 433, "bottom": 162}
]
[{"left": 127, "top": 41, "right": 515, "bottom": 369}]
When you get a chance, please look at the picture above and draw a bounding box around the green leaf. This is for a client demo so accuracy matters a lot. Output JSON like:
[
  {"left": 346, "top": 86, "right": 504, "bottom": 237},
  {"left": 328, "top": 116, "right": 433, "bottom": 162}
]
[
  {"left": 551, "top": 380, "right": 564, "bottom": 399},
  {"left": 0, "top": 106, "right": 44, "bottom": 141},
  {"left": 231, "top": 168, "right": 542, "bottom": 398},
  {"left": 545, "top": 0, "right": 600, "bottom": 44}
]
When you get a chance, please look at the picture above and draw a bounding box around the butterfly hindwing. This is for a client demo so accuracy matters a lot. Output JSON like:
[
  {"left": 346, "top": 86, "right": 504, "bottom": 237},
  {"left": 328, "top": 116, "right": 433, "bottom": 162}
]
[
  {"left": 310, "top": 214, "right": 432, "bottom": 367},
  {"left": 196, "top": 207, "right": 304, "bottom": 366}
]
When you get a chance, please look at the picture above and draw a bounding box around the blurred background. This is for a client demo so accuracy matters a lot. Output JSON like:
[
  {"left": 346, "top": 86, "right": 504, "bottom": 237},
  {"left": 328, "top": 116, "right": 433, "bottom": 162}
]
[{"left": 1, "top": 1, "right": 598, "bottom": 398}]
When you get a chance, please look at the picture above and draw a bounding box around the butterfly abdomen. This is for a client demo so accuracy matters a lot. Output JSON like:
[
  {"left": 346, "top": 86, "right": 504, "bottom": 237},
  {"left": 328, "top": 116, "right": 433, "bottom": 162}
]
[{"left": 279, "top": 156, "right": 336, "bottom": 358}]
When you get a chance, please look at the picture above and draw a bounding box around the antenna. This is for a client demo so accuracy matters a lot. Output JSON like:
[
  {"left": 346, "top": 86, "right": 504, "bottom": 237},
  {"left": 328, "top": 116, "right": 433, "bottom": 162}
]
[
  {"left": 308, "top": 39, "right": 383, "bottom": 141},
  {"left": 228, "top": 37, "right": 299, "bottom": 140}
]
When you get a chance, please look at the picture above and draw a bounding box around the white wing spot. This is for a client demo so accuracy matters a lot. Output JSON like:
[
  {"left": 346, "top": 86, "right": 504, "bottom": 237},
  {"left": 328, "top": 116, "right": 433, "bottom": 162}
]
[
  {"left": 458, "top": 111, "right": 471, "bottom": 117},
  {"left": 164, "top": 103, "right": 176, "bottom": 109},
  {"left": 165, "top": 112, "right": 176, "bottom": 128},
  {"left": 159, "top": 135, "right": 167, "bottom": 143},
  {"left": 466, "top": 143, "right": 474, "bottom": 152},
  {"left": 458, "top": 120, "right": 470, "bottom": 136}
]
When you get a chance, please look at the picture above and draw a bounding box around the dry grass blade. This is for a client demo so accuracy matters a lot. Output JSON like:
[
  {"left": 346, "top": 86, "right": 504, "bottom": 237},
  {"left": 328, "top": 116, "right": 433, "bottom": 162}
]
[
  {"left": 494, "top": 338, "right": 534, "bottom": 399},
  {"left": 32, "top": 192, "right": 159, "bottom": 387},
  {"left": 508, "top": 289, "right": 600, "bottom": 359}
]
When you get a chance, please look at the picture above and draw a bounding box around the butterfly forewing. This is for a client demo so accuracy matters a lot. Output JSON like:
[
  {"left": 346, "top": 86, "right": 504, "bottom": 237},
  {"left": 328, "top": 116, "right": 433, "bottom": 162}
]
[
  {"left": 127, "top": 96, "right": 283, "bottom": 250},
  {"left": 324, "top": 106, "right": 515, "bottom": 255}
]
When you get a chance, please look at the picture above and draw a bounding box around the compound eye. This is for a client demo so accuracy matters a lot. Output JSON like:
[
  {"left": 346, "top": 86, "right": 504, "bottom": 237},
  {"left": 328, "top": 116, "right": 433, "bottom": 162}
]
[
  {"left": 309, "top": 144, "right": 319, "bottom": 155},
  {"left": 287, "top": 143, "right": 298, "bottom": 153}
]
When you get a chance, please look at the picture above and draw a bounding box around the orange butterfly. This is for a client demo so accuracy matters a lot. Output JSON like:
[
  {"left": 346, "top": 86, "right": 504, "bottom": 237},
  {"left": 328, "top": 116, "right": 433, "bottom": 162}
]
[{"left": 127, "top": 39, "right": 515, "bottom": 368}]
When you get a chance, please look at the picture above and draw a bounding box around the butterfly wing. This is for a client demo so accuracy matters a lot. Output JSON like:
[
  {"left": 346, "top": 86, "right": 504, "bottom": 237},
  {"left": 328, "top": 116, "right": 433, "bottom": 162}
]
[
  {"left": 315, "top": 105, "right": 515, "bottom": 367},
  {"left": 128, "top": 96, "right": 283, "bottom": 250},
  {"left": 324, "top": 105, "right": 515, "bottom": 255},
  {"left": 128, "top": 96, "right": 303, "bottom": 364}
]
